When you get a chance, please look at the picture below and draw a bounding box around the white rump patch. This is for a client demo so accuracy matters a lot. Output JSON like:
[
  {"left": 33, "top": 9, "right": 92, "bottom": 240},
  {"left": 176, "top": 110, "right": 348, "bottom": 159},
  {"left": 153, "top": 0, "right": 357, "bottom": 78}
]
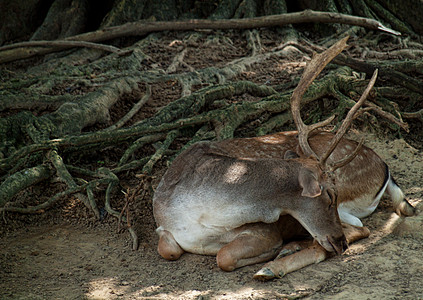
[
  {"left": 386, "top": 176, "right": 405, "bottom": 207},
  {"left": 338, "top": 172, "right": 390, "bottom": 227}
]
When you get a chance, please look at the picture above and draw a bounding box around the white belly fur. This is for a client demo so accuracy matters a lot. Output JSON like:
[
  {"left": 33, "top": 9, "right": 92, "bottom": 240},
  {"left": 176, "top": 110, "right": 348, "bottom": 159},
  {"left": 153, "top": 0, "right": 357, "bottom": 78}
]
[
  {"left": 338, "top": 173, "right": 390, "bottom": 227},
  {"left": 158, "top": 192, "right": 283, "bottom": 254}
]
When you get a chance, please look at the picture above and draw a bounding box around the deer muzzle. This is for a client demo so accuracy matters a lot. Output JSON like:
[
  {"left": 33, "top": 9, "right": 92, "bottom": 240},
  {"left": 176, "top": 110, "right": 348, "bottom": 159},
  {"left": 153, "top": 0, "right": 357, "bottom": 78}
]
[{"left": 320, "top": 234, "right": 348, "bottom": 255}]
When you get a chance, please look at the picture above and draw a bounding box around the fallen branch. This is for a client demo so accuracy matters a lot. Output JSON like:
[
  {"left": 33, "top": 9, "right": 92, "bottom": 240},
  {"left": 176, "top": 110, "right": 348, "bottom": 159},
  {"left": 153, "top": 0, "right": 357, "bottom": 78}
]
[
  {"left": 0, "top": 40, "right": 120, "bottom": 52},
  {"left": 0, "top": 10, "right": 400, "bottom": 64},
  {"left": 69, "top": 10, "right": 401, "bottom": 42},
  {"left": 0, "top": 40, "right": 122, "bottom": 64}
]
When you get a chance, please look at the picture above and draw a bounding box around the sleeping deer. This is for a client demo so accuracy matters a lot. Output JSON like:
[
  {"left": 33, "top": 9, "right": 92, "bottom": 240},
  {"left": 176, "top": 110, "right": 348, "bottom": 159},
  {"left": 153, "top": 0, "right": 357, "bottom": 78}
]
[{"left": 153, "top": 37, "right": 415, "bottom": 280}]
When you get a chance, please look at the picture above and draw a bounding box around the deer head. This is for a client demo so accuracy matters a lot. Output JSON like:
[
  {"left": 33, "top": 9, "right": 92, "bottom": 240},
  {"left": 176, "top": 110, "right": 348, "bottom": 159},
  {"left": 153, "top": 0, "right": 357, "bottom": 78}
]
[{"left": 286, "top": 36, "right": 378, "bottom": 251}]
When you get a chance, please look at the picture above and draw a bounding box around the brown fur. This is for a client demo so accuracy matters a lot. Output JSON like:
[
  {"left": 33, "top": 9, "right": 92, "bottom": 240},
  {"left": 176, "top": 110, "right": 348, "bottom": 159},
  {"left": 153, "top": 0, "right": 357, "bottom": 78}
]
[{"left": 213, "top": 130, "right": 386, "bottom": 205}]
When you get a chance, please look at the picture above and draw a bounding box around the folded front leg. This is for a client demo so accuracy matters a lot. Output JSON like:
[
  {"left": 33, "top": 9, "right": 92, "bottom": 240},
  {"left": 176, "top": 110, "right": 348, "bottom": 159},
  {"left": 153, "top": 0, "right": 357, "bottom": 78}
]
[
  {"left": 254, "top": 223, "right": 371, "bottom": 281},
  {"left": 253, "top": 242, "right": 328, "bottom": 280},
  {"left": 216, "top": 222, "right": 283, "bottom": 271},
  {"left": 342, "top": 223, "right": 370, "bottom": 243}
]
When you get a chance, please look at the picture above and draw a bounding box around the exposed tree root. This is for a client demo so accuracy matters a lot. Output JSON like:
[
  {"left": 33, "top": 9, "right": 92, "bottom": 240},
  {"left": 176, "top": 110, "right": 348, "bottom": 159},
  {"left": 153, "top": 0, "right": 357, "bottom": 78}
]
[
  {"left": 0, "top": 165, "right": 54, "bottom": 207},
  {"left": 0, "top": 176, "right": 113, "bottom": 214},
  {"left": 301, "top": 39, "right": 423, "bottom": 95},
  {"left": 48, "top": 149, "right": 92, "bottom": 212},
  {"left": 104, "top": 85, "right": 152, "bottom": 131},
  {"left": 403, "top": 109, "right": 423, "bottom": 122}
]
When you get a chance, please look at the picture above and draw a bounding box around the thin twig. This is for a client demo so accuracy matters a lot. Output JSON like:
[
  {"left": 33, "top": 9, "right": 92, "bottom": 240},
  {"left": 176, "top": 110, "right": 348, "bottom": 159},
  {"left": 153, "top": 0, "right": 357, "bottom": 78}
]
[
  {"left": 402, "top": 109, "right": 423, "bottom": 121},
  {"left": 119, "top": 184, "right": 143, "bottom": 250},
  {"left": 104, "top": 85, "right": 152, "bottom": 131}
]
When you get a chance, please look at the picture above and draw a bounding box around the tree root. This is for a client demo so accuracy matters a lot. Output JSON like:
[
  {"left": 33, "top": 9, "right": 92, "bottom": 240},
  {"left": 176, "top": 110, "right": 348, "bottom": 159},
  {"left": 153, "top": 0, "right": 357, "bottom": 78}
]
[
  {"left": 403, "top": 109, "right": 423, "bottom": 122},
  {"left": 0, "top": 176, "right": 113, "bottom": 214},
  {"left": 142, "top": 130, "right": 179, "bottom": 175},
  {"left": 47, "top": 149, "right": 100, "bottom": 219},
  {"left": 302, "top": 39, "right": 423, "bottom": 95},
  {"left": 1, "top": 65, "right": 410, "bottom": 174},
  {"left": 362, "top": 48, "right": 423, "bottom": 60},
  {"left": 104, "top": 85, "right": 152, "bottom": 131},
  {"left": 0, "top": 164, "right": 54, "bottom": 207},
  {"left": 166, "top": 48, "right": 194, "bottom": 75}
]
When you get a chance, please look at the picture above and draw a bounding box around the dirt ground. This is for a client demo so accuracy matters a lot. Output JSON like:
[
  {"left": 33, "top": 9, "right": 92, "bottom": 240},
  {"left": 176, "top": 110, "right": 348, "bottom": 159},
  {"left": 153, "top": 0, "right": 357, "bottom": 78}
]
[{"left": 1, "top": 30, "right": 423, "bottom": 299}]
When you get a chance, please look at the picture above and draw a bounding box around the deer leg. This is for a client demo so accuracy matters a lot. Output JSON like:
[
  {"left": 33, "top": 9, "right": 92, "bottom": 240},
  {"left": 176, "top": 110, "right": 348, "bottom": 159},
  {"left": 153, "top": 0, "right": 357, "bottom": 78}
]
[
  {"left": 254, "top": 223, "right": 371, "bottom": 281},
  {"left": 387, "top": 177, "right": 416, "bottom": 216},
  {"left": 254, "top": 243, "right": 328, "bottom": 281},
  {"left": 342, "top": 223, "right": 370, "bottom": 243},
  {"left": 216, "top": 223, "right": 282, "bottom": 272},
  {"left": 157, "top": 229, "right": 184, "bottom": 260}
]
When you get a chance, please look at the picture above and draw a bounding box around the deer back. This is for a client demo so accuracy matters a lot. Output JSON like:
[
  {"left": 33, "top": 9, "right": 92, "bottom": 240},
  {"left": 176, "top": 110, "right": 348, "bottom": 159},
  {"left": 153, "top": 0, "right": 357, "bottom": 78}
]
[{"left": 211, "top": 130, "right": 387, "bottom": 205}]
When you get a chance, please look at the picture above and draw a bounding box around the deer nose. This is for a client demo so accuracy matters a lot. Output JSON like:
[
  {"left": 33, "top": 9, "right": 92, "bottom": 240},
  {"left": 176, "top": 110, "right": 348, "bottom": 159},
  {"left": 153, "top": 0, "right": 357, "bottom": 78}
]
[
  {"left": 341, "top": 236, "right": 348, "bottom": 253},
  {"left": 326, "top": 234, "right": 348, "bottom": 255}
]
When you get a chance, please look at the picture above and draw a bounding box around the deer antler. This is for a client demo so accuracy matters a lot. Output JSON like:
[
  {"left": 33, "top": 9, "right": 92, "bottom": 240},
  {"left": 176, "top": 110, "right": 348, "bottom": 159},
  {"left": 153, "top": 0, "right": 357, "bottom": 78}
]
[
  {"left": 320, "top": 69, "right": 378, "bottom": 168},
  {"left": 290, "top": 36, "right": 378, "bottom": 170},
  {"left": 291, "top": 36, "right": 349, "bottom": 159}
]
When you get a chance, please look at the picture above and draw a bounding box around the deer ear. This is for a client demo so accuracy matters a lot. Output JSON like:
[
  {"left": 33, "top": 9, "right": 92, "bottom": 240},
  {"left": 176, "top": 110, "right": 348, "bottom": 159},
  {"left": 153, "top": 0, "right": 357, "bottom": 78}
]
[
  {"left": 284, "top": 150, "right": 299, "bottom": 159},
  {"left": 298, "top": 168, "right": 322, "bottom": 198}
]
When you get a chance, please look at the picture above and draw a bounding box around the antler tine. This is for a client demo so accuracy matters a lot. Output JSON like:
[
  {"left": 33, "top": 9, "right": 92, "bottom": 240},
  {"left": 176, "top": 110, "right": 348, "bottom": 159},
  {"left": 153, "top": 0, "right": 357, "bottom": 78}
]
[
  {"left": 291, "top": 36, "right": 349, "bottom": 159},
  {"left": 330, "top": 138, "right": 364, "bottom": 171},
  {"left": 320, "top": 69, "right": 379, "bottom": 167}
]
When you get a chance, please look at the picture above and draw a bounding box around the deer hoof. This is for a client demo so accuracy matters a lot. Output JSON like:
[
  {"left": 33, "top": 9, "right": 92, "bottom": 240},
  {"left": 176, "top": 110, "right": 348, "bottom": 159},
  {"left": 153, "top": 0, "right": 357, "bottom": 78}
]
[
  {"left": 253, "top": 267, "right": 285, "bottom": 281},
  {"left": 254, "top": 268, "right": 276, "bottom": 281},
  {"left": 396, "top": 200, "right": 417, "bottom": 217}
]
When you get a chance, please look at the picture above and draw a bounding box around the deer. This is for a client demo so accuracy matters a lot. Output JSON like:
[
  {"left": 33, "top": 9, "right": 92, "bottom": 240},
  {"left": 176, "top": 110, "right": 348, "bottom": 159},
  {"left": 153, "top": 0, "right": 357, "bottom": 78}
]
[{"left": 152, "top": 36, "right": 416, "bottom": 280}]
